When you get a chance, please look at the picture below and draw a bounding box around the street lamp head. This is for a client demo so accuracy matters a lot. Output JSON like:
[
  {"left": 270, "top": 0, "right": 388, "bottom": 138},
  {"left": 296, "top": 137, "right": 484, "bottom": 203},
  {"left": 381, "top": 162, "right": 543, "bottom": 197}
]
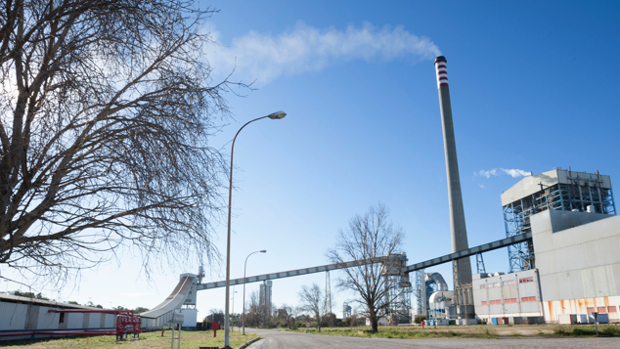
[
  {"left": 267, "top": 111, "right": 286, "bottom": 119},
  {"left": 260, "top": 250, "right": 267, "bottom": 253}
]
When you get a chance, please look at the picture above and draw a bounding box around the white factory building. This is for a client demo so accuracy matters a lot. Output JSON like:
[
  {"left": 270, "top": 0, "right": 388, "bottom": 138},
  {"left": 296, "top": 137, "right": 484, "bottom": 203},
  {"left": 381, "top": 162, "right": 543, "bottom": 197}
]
[{"left": 473, "top": 169, "right": 620, "bottom": 324}]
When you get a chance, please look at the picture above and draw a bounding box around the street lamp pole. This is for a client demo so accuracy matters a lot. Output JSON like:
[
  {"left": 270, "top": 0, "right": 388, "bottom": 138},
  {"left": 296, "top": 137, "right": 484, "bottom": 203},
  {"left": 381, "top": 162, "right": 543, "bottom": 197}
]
[
  {"left": 231, "top": 289, "right": 238, "bottom": 331},
  {"left": 242, "top": 249, "right": 267, "bottom": 335},
  {"left": 223, "top": 111, "right": 286, "bottom": 349}
]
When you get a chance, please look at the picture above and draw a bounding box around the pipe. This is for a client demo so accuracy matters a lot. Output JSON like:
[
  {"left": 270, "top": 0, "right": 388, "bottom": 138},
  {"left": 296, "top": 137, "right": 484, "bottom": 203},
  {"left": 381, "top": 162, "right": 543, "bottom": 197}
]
[{"left": 425, "top": 272, "right": 449, "bottom": 291}]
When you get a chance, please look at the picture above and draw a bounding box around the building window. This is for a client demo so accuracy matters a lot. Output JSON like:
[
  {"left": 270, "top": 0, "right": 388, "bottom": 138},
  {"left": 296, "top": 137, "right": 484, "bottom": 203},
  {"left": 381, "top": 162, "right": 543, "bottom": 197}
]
[
  {"left": 504, "top": 298, "right": 517, "bottom": 304},
  {"left": 480, "top": 284, "right": 486, "bottom": 289},
  {"left": 609, "top": 306, "right": 617, "bottom": 313},
  {"left": 490, "top": 300, "right": 502, "bottom": 305},
  {"left": 587, "top": 307, "right": 595, "bottom": 314},
  {"left": 487, "top": 282, "right": 500, "bottom": 288},
  {"left": 521, "top": 296, "right": 536, "bottom": 302},
  {"left": 519, "top": 277, "right": 534, "bottom": 283},
  {"left": 59, "top": 313, "right": 65, "bottom": 324},
  {"left": 502, "top": 280, "right": 515, "bottom": 286},
  {"left": 481, "top": 301, "right": 487, "bottom": 306},
  {"left": 598, "top": 307, "right": 607, "bottom": 314}
]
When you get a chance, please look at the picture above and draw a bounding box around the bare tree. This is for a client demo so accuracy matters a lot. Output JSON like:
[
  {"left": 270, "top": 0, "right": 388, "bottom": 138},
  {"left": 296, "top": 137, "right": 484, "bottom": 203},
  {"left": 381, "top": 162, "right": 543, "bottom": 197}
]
[
  {"left": 245, "top": 290, "right": 271, "bottom": 328},
  {"left": 327, "top": 203, "right": 404, "bottom": 332},
  {"left": 298, "top": 283, "right": 328, "bottom": 332},
  {"left": 0, "top": 1, "right": 243, "bottom": 278},
  {"left": 276, "top": 304, "right": 297, "bottom": 328}
]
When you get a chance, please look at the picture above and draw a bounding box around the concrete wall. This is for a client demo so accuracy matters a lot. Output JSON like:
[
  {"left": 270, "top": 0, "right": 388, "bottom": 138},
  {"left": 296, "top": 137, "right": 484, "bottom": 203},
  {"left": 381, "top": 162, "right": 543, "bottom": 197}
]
[
  {"left": 531, "top": 209, "right": 620, "bottom": 323},
  {"left": 531, "top": 210, "right": 620, "bottom": 302}
]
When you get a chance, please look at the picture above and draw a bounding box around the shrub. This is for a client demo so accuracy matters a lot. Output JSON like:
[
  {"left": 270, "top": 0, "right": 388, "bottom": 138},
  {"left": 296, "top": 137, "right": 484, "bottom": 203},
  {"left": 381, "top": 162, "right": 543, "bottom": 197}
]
[
  {"left": 572, "top": 328, "right": 596, "bottom": 336},
  {"left": 414, "top": 315, "right": 427, "bottom": 324},
  {"left": 601, "top": 326, "right": 620, "bottom": 337}
]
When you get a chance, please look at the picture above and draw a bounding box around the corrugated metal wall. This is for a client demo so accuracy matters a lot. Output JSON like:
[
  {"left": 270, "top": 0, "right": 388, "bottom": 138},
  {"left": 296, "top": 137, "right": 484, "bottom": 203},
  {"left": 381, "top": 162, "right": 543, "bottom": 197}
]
[
  {"left": 0, "top": 301, "right": 118, "bottom": 333},
  {"left": 0, "top": 302, "right": 28, "bottom": 330}
]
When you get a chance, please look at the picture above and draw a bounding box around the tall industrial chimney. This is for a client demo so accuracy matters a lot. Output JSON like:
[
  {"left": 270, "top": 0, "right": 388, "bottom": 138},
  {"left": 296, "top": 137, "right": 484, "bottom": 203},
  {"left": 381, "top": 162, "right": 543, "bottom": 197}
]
[{"left": 434, "top": 56, "right": 473, "bottom": 318}]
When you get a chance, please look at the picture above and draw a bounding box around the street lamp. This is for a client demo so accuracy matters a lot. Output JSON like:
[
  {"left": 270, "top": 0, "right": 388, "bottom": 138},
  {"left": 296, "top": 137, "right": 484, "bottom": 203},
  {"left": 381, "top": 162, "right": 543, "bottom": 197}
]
[
  {"left": 231, "top": 289, "right": 238, "bottom": 331},
  {"left": 242, "top": 249, "right": 267, "bottom": 335},
  {"left": 223, "top": 111, "right": 286, "bottom": 349}
]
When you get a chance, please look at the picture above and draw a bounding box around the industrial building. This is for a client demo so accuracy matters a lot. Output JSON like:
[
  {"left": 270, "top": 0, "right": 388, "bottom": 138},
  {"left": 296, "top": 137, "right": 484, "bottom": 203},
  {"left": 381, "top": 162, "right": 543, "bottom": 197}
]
[
  {"left": 259, "top": 280, "right": 273, "bottom": 314},
  {"left": 502, "top": 169, "right": 614, "bottom": 272},
  {"left": 417, "top": 168, "right": 620, "bottom": 325},
  {"left": 473, "top": 169, "right": 620, "bottom": 324},
  {"left": 0, "top": 294, "right": 118, "bottom": 341}
]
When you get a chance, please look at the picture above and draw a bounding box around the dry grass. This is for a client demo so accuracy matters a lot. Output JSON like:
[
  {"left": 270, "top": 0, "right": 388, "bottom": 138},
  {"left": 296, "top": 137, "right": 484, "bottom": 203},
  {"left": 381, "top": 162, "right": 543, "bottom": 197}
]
[
  {"left": 286, "top": 324, "right": 620, "bottom": 339},
  {"left": 0, "top": 329, "right": 259, "bottom": 348},
  {"left": 285, "top": 326, "right": 498, "bottom": 339}
]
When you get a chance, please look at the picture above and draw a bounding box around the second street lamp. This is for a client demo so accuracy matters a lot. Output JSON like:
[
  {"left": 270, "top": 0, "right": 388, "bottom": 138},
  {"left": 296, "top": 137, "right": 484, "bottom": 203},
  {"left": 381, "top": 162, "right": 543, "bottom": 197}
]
[
  {"left": 242, "top": 249, "right": 267, "bottom": 335},
  {"left": 223, "top": 111, "right": 286, "bottom": 349}
]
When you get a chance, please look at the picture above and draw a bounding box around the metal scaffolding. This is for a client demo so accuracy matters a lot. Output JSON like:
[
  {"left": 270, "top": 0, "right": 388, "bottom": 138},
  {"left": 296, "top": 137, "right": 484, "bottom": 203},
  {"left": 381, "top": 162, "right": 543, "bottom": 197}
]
[
  {"left": 414, "top": 270, "right": 427, "bottom": 318},
  {"left": 503, "top": 169, "right": 615, "bottom": 273}
]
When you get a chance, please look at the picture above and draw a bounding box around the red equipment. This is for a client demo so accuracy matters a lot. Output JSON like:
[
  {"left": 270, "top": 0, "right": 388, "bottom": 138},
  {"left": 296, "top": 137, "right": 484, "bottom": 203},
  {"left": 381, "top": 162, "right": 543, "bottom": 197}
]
[{"left": 212, "top": 321, "right": 219, "bottom": 337}]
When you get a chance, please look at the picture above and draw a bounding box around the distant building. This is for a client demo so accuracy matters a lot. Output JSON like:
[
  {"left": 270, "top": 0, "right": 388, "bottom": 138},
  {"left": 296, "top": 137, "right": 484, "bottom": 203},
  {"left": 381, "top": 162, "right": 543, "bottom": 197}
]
[{"left": 259, "top": 280, "right": 272, "bottom": 314}]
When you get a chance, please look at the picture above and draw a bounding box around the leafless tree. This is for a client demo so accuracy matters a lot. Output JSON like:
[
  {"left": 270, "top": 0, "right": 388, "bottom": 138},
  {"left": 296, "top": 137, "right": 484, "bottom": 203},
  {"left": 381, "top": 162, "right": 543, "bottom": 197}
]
[
  {"left": 327, "top": 203, "right": 404, "bottom": 332},
  {"left": 0, "top": 1, "right": 244, "bottom": 278},
  {"left": 276, "top": 304, "right": 297, "bottom": 328},
  {"left": 245, "top": 290, "right": 272, "bottom": 328},
  {"left": 298, "top": 282, "right": 328, "bottom": 332}
]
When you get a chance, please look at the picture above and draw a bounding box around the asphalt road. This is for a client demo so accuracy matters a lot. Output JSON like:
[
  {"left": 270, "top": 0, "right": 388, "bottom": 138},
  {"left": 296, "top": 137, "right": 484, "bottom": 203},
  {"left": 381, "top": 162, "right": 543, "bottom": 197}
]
[{"left": 246, "top": 328, "right": 620, "bottom": 349}]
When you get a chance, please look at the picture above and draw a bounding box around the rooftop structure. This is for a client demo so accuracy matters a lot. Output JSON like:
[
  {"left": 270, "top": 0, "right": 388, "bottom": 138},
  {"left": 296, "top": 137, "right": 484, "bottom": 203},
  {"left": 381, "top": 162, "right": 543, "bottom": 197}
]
[{"left": 501, "top": 169, "right": 615, "bottom": 272}]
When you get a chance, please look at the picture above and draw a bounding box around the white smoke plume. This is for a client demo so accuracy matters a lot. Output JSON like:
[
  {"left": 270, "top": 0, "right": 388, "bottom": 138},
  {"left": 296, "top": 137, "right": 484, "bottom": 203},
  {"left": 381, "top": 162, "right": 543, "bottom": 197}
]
[{"left": 205, "top": 22, "right": 441, "bottom": 85}]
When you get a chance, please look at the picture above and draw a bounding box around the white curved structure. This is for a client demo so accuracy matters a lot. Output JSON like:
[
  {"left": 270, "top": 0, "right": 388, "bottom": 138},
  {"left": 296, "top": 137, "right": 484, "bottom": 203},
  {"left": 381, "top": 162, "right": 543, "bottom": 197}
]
[
  {"left": 429, "top": 290, "right": 454, "bottom": 320},
  {"left": 425, "top": 272, "right": 448, "bottom": 291},
  {"left": 140, "top": 275, "right": 197, "bottom": 328}
]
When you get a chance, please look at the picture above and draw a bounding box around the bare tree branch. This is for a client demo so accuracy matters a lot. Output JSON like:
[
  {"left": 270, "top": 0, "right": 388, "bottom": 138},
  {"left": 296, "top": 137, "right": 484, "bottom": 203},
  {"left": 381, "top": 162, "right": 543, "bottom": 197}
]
[
  {"left": 298, "top": 282, "right": 328, "bottom": 332},
  {"left": 0, "top": 0, "right": 245, "bottom": 281},
  {"left": 326, "top": 203, "right": 405, "bottom": 332}
]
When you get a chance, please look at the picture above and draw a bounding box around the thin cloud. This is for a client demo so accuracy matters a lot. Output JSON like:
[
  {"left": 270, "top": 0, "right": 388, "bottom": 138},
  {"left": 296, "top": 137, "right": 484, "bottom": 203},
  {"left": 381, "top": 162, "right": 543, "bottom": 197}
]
[
  {"left": 475, "top": 168, "right": 531, "bottom": 179},
  {"left": 205, "top": 22, "right": 441, "bottom": 85}
]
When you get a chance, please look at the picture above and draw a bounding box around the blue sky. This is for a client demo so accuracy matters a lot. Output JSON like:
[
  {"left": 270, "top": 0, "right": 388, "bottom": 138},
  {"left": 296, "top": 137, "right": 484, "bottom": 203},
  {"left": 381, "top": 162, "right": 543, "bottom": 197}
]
[{"left": 2, "top": 0, "right": 620, "bottom": 320}]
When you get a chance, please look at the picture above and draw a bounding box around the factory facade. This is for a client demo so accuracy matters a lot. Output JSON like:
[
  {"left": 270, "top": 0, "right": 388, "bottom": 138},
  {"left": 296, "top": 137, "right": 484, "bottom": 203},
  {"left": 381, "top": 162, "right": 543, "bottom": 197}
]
[{"left": 472, "top": 169, "right": 620, "bottom": 324}]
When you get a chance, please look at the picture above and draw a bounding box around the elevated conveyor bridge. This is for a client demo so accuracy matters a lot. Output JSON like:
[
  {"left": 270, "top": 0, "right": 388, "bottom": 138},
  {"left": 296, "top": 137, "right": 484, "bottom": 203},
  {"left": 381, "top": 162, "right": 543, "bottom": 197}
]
[{"left": 141, "top": 232, "right": 532, "bottom": 328}]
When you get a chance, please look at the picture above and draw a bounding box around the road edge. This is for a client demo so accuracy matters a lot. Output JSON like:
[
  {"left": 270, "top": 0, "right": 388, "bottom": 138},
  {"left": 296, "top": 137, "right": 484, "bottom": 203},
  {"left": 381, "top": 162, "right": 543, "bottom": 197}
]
[{"left": 238, "top": 336, "right": 262, "bottom": 348}]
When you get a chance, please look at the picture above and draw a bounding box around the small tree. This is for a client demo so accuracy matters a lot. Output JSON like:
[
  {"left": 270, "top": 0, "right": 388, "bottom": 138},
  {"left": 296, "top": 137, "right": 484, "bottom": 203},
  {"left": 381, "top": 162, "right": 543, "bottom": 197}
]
[
  {"left": 298, "top": 283, "right": 327, "bottom": 332},
  {"left": 276, "top": 304, "right": 297, "bottom": 328},
  {"left": 327, "top": 203, "right": 404, "bottom": 333}
]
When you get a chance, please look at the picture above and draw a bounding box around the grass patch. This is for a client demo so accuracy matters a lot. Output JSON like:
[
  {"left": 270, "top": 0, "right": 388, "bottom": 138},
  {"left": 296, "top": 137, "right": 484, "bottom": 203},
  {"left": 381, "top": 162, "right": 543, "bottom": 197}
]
[
  {"left": 284, "top": 326, "right": 498, "bottom": 339},
  {"left": 551, "top": 325, "right": 620, "bottom": 337},
  {"left": 0, "top": 329, "right": 259, "bottom": 348}
]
